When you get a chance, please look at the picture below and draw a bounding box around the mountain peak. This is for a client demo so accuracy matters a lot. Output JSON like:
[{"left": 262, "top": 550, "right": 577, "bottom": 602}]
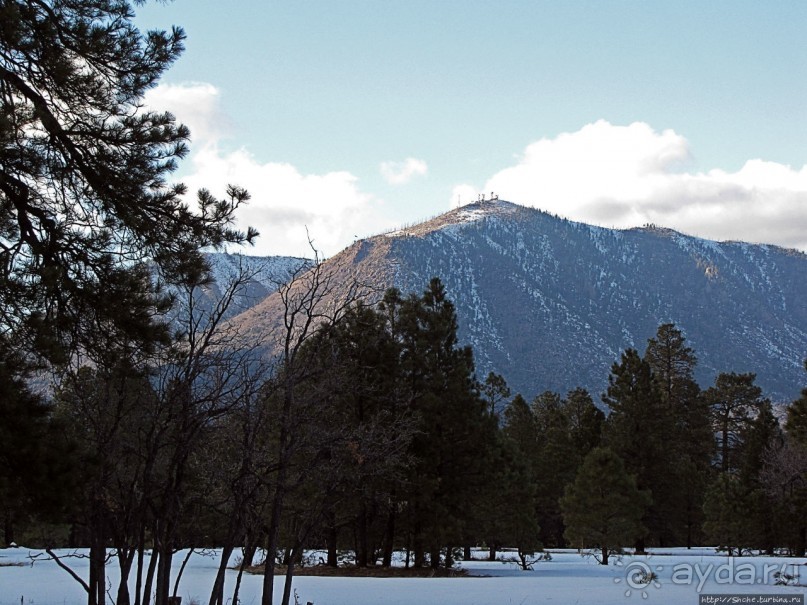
[
  {"left": 381, "top": 198, "right": 528, "bottom": 240},
  {"left": 228, "top": 198, "right": 807, "bottom": 404}
]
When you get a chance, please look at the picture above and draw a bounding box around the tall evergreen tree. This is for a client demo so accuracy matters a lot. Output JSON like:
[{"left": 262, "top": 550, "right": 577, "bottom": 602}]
[
  {"left": 1, "top": 0, "right": 256, "bottom": 363},
  {"left": 644, "top": 323, "right": 712, "bottom": 547},
  {"left": 563, "top": 388, "right": 604, "bottom": 459},
  {"left": 602, "top": 348, "right": 672, "bottom": 548},
  {"left": 531, "top": 391, "right": 577, "bottom": 546},
  {"left": 397, "top": 278, "right": 497, "bottom": 568},
  {"left": 760, "top": 360, "right": 807, "bottom": 556},
  {"left": 3, "top": 8, "right": 257, "bottom": 599},
  {"left": 705, "top": 372, "right": 769, "bottom": 474},
  {"left": 644, "top": 323, "right": 698, "bottom": 405},
  {"left": 502, "top": 394, "right": 537, "bottom": 454},
  {"left": 481, "top": 372, "right": 511, "bottom": 417},
  {"left": 785, "top": 360, "right": 807, "bottom": 447},
  {"left": 495, "top": 393, "right": 539, "bottom": 558},
  {"left": 560, "top": 447, "right": 650, "bottom": 565},
  {"left": 486, "top": 435, "right": 542, "bottom": 570},
  {"left": 702, "top": 373, "right": 776, "bottom": 555},
  {"left": 702, "top": 474, "right": 766, "bottom": 556},
  {"left": 0, "top": 346, "right": 74, "bottom": 546},
  {"left": 310, "top": 301, "right": 409, "bottom": 568}
]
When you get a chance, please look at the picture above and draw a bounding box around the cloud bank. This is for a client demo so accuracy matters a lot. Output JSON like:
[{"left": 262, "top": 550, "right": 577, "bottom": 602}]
[
  {"left": 146, "top": 84, "right": 806, "bottom": 257},
  {"left": 145, "top": 83, "right": 391, "bottom": 258},
  {"left": 462, "top": 120, "right": 807, "bottom": 251},
  {"left": 380, "top": 158, "right": 428, "bottom": 185}
]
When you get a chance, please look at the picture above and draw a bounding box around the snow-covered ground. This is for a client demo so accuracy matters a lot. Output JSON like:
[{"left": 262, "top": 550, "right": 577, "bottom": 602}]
[{"left": 1, "top": 547, "right": 804, "bottom": 605}]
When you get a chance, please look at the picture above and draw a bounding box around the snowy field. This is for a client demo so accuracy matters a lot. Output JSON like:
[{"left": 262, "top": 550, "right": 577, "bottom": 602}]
[{"left": 1, "top": 547, "right": 805, "bottom": 605}]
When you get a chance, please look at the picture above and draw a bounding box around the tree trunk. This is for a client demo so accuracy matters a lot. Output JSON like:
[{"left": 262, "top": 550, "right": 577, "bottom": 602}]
[
  {"left": 116, "top": 547, "right": 136, "bottom": 605},
  {"left": 141, "top": 544, "right": 159, "bottom": 605},
  {"left": 326, "top": 520, "right": 339, "bottom": 567},
  {"left": 134, "top": 537, "right": 146, "bottom": 605},
  {"left": 88, "top": 503, "right": 106, "bottom": 605},
  {"left": 3, "top": 511, "right": 14, "bottom": 546},
  {"left": 173, "top": 548, "right": 194, "bottom": 599},
  {"left": 232, "top": 543, "right": 254, "bottom": 605},
  {"left": 721, "top": 425, "right": 730, "bottom": 473},
  {"left": 794, "top": 526, "right": 807, "bottom": 558},
  {"left": 243, "top": 542, "right": 259, "bottom": 567},
  {"left": 488, "top": 544, "right": 497, "bottom": 561},
  {"left": 685, "top": 501, "right": 693, "bottom": 549},
  {"left": 209, "top": 543, "right": 235, "bottom": 605},
  {"left": 381, "top": 504, "right": 396, "bottom": 567},
  {"left": 154, "top": 545, "right": 174, "bottom": 605},
  {"left": 444, "top": 544, "right": 454, "bottom": 569},
  {"left": 413, "top": 533, "right": 425, "bottom": 568},
  {"left": 601, "top": 546, "right": 609, "bottom": 566},
  {"left": 356, "top": 502, "right": 369, "bottom": 567},
  {"left": 280, "top": 541, "right": 304, "bottom": 605},
  {"left": 261, "top": 478, "right": 287, "bottom": 605},
  {"left": 463, "top": 545, "right": 471, "bottom": 560},
  {"left": 261, "top": 374, "right": 296, "bottom": 605},
  {"left": 429, "top": 544, "right": 441, "bottom": 569}
]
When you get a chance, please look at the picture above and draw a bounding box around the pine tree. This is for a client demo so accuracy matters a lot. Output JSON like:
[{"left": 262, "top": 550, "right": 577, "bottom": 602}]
[
  {"left": 703, "top": 373, "right": 777, "bottom": 555},
  {"left": 1, "top": 0, "right": 256, "bottom": 363},
  {"left": 487, "top": 435, "right": 542, "bottom": 570},
  {"left": 531, "top": 391, "right": 577, "bottom": 547},
  {"left": 0, "top": 346, "right": 74, "bottom": 546},
  {"left": 644, "top": 323, "right": 698, "bottom": 405},
  {"left": 397, "top": 278, "right": 497, "bottom": 568},
  {"left": 495, "top": 394, "right": 539, "bottom": 558},
  {"left": 644, "top": 323, "right": 712, "bottom": 547},
  {"left": 502, "top": 394, "right": 537, "bottom": 453},
  {"left": 776, "top": 359, "right": 807, "bottom": 555},
  {"left": 560, "top": 447, "right": 650, "bottom": 565},
  {"left": 706, "top": 373, "right": 769, "bottom": 474},
  {"left": 602, "top": 348, "right": 672, "bottom": 548},
  {"left": 310, "top": 301, "right": 408, "bottom": 568},
  {"left": 481, "top": 372, "right": 511, "bottom": 417},
  {"left": 563, "top": 388, "right": 604, "bottom": 459},
  {"left": 702, "top": 474, "right": 766, "bottom": 556},
  {"left": 785, "top": 360, "right": 807, "bottom": 447}
]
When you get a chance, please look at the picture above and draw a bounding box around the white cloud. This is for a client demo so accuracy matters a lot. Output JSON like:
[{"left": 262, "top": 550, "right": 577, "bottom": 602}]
[
  {"left": 184, "top": 147, "right": 393, "bottom": 258},
  {"left": 144, "top": 83, "right": 394, "bottom": 257},
  {"left": 465, "top": 120, "right": 807, "bottom": 251},
  {"left": 144, "top": 82, "right": 232, "bottom": 147},
  {"left": 380, "top": 158, "right": 428, "bottom": 185},
  {"left": 451, "top": 184, "right": 479, "bottom": 208},
  {"left": 141, "top": 88, "right": 807, "bottom": 256}
]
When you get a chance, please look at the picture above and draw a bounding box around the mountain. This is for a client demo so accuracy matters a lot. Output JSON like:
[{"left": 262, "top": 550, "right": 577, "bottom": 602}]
[
  {"left": 200, "top": 253, "right": 309, "bottom": 318},
  {"left": 229, "top": 199, "right": 807, "bottom": 404},
  {"left": 162, "top": 253, "right": 309, "bottom": 326}
]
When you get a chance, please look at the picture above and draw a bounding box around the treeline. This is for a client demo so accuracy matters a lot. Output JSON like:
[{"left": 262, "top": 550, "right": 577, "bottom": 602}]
[
  {"left": 3, "top": 273, "right": 807, "bottom": 605},
  {"left": 527, "top": 327, "right": 807, "bottom": 565}
]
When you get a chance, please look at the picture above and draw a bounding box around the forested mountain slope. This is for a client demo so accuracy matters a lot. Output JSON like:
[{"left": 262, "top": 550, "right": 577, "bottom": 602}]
[{"left": 230, "top": 199, "right": 807, "bottom": 403}]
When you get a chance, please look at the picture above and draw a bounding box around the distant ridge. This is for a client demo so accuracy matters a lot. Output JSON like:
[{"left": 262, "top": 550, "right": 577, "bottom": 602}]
[{"left": 228, "top": 199, "right": 807, "bottom": 403}]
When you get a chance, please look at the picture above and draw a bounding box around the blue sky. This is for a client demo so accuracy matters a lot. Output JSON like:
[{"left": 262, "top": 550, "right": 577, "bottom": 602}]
[{"left": 135, "top": 1, "right": 807, "bottom": 257}]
